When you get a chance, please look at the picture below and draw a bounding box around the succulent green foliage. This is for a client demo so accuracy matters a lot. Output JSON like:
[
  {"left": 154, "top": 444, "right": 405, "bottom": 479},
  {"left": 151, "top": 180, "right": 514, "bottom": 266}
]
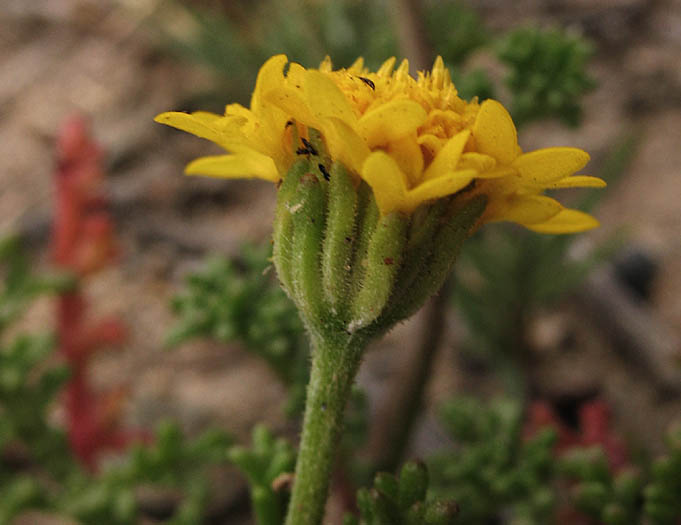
[
  {"left": 122, "top": 420, "right": 231, "bottom": 485},
  {"left": 554, "top": 424, "right": 681, "bottom": 524},
  {"left": 168, "top": 244, "right": 309, "bottom": 414},
  {"left": 559, "top": 447, "right": 642, "bottom": 525},
  {"left": 496, "top": 26, "right": 595, "bottom": 127},
  {"left": 0, "top": 236, "right": 76, "bottom": 496},
  {"left": 228, "top": 425, "right": 296, "bottom": 525},
  {"left": 0, "top": 476, "right": 49, "bottom": 524},
  {"left": 344, "top": 461, "right": 459, "bottom": 525},
  {"left": 0, "top": 235, "right": 73, "bottom": 333},
  {"left": 425, "top": 1, "right": 488, "bottom": 66},
  {"left": 2, "top": 407, "right": 232, "bottom": 525},
  {"left": 56, "top": 472, "right": 138, "bottom": 525},
  {"left": 56, "top": 421, "right": 230, "bottom": 525},
  {"left": 0, "top": 333, "right": 72, "bottom": 477},
  {"left": 645, "top": 424, "right": 681, "bottom": 524},
  {"left": 428, "top": 397, "right": 557, "bottom": 524}
]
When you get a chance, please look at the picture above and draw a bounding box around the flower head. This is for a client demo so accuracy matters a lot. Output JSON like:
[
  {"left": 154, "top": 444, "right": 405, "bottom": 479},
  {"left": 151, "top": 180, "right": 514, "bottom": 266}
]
[{"left": 156, "top": 54, "right": 603, "bottom": 233}]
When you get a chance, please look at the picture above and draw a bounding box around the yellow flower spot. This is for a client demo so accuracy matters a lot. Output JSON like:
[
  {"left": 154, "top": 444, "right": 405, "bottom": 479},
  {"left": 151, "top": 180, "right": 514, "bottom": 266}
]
[{"left": 155, "top": 54, "right": 604, "bottom": 233}]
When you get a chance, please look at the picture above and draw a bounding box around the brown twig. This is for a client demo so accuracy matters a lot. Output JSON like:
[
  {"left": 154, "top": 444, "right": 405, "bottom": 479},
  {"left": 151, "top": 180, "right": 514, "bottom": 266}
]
[
  {"left": 390, "top": 0, "right": 433, "bottom": 71},
  {"left": 368, "top": 279, "right": 452, "bottom": 473}
]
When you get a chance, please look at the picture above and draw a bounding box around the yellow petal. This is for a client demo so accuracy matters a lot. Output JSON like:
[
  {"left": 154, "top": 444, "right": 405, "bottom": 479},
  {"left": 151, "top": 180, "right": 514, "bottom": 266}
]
[
  {"left": 543, "top": 175, "right": 606, "bottom": 189},
  {"left": 358, "top": 99, "right": 428, "bottom": 148},
  {"left": 430, "top": 56, "right": 449, "bottom": 88},
  {"left": 407, "top": 169, "right": 477, "bottom": 212},
  {"left": 526, "top": 209, "right": 600, "bottom": 233},
  {"left": 490, "top": 194, "right": 563, "bottom": 225},
  {"left": 385, "top": 135, "right": 424, "bottom": 187},
  {"left": 191, "top": 111, "right": 223, "bottom": 124},
  {"left": 323, "top": 117, "right": 371, "bottom": 175},
  {"left": 475, "top": 166, "right": 517, "bottom": 179},
  {"left": 319, "top": 55, "right": 333, "bottom": 72},
  {"left": 304, "top": 69, "right": 358, "bottom": 127},
  {"left": 458, "top": 152, "right": 496, "bottom": 172},
  {"left": 262, "top": 61, "right": 320, "bottom": 129},
  {"left": 154, "top": 111, "right": 226, "bottom": 147},
  {"left": 395, "top": 58, "right": 410, "bottom": 80},
  {"left": 377, "top": 57, "right": 396, "bottom": 77},
  {"left": 417, "top": 134, "right": 445, "bottom": 159},
  {"left": 185, "top": 153, "right": 279, "bottom": 182},
  {"left": 265, "top": 87, "right": 318, "bottom": 129},
  {"left": 251, "top": 54, "right": 288, "bottom": 114},
  {"left": 512, "top": 147, "right": 590, "bottom": 185},
  {"left": 360, "top": 151, "right": 409, "bottom": 215},
  {"left": 224, "top": 104, "right": 252, "bottom": 120},
  {"left": 422, "top": 130, "right": 471, "bottom": 181},
  {"left": 348, "top": 57, "right": 366, "bottom": 74},
  {"left": 472, "top": 99, "right": 518, "bottom": 165}
]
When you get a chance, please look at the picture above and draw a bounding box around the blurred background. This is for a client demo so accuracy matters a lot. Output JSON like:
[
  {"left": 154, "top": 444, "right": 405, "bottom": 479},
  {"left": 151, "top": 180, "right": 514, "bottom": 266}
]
[{"left": 1, "top": 0, "right": 681, "bottom": 523}]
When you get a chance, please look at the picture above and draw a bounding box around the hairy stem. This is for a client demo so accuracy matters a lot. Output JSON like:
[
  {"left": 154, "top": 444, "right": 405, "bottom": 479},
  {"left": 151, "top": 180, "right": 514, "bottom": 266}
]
[{"left": 285, "top": 331, "right": 368, "bottom": 525}]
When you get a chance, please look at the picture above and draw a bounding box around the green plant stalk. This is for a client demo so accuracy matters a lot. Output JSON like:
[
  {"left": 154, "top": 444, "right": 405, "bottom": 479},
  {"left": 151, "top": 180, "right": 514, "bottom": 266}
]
[{"left": 285, "top": 331, "right": 368, "bottom": 525}]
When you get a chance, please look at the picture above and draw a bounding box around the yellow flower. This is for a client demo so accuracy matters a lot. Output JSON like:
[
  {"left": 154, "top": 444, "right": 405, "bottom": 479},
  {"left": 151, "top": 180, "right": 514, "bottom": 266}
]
[{"left": 155, "top": 54, "right": 604, "bottom": 233}]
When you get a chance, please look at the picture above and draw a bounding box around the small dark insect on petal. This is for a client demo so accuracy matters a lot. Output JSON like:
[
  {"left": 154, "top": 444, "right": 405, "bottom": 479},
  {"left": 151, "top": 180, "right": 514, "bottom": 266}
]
[
  {"left": 358, "top": 76, "right": 375, "bottom": 90},
  {"left": 318, "top": 163, "right": 330, "bottom": 181},
  {"left": 285, "top": 120, "right": 294, "bottom": 128},
  {"left": 301, "top": 138, "right": 318, "bottom": 156},
  {"left": 296, "top": 147, "right": 310, "bottom": 155}
]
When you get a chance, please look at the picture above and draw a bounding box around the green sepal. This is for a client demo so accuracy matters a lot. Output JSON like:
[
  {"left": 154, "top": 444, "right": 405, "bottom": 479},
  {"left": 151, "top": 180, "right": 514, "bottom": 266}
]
[
  {"left": 308, "top": 128, "right": 331, "bottom": 167},
  {"left": 349, "top": 211, "right": 407, "bottom": 332},
  {"left": 348, "top": 183, "right": 380, "bottom": 303},
  {"left": 290, "top": 172, "right": 328, "bottom": 326},
  {"left": 322, "top": 162, "right": 358, "bottom": 315},
  {"left": 384, "top": 195, "right": 486, "bottom": 325},
  {"left": 396, "top": 199, "right": 450, "bottom": 294},
  {"left": 273, "top": 159, "right": 311, "bottom": 297}
]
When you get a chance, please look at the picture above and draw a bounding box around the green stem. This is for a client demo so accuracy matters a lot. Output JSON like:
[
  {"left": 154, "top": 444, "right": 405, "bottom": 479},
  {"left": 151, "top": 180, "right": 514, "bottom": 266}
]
[{"left": 285, "top": 331, "right": 369, "bottom": 525}]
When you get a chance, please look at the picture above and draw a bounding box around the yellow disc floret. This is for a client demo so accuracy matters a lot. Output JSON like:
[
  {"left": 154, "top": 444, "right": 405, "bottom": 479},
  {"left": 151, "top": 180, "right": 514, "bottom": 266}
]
[{"left": 155, "top": 54, "right": 604, "bottom": 233}]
